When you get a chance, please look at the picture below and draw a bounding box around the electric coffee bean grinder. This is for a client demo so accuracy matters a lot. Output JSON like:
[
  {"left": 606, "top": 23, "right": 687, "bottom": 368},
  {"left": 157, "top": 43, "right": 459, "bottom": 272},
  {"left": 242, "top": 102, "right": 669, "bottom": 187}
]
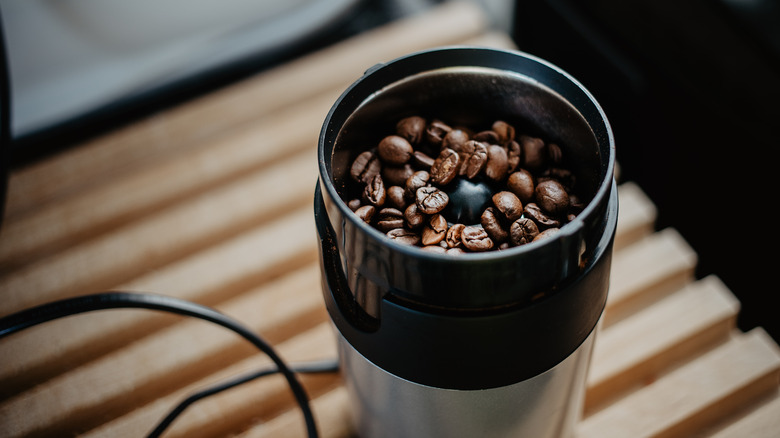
[{"left": 314, "top": 47, "right": 617, "bottom": 438}]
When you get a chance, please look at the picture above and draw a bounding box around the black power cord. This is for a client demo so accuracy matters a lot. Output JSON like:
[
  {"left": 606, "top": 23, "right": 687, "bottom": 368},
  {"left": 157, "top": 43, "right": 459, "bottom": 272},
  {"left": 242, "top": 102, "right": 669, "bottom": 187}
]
[{"left": 0, "top": 291, "right": 340, "bottom": 437}]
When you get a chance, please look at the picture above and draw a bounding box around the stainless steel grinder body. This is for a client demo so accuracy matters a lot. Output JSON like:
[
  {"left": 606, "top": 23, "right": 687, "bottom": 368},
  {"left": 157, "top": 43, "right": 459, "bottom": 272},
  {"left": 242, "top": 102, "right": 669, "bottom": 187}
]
[{"left": 314, "top": 47, "right": 617, "bottom": 438}]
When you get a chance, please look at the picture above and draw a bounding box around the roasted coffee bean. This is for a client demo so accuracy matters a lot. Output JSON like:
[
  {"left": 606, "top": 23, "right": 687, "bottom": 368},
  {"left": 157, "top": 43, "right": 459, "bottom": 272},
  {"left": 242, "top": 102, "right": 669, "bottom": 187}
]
[
  {"left": 377, "top": 135, "right": 414, "bottom": 165},
  {"left": 519, "top": 135, "right": 547, "bottom": 171},
  {"left": 534, "top": 227, "right": 560, "bottom": 242},
  {"left": 542, "top": 167, "right": 575, "bottom": 191},
  {"left": 376, "top": 208, "right": 405, "bottom": 232},
  {"left": 446, "top": 223, "right": 465, "bottom": 248},
  {"left": 473, "top": 130, "right": 499, "bottom": 144},
  {"left": 442, "top": 129, "right": 470, "bottom": 152},
  {"left": 382, "top": 163, "right": 415, "bottom": 186},
  {"left": 447, "top": 247, "right": 466, "bottom": 255},
  {"left": 387, "top": 228, "right": 421, "bottom": 245},
  {"left": 404, "top": 202, "right": 425, "bottom": 229},
  {"left": 425, "top": 120, "right": 452, "bottom": 146},
  {"left": 396, "top": 116, "right": 426, "bottom": 145},
  {"left": 343, "top": 116, "right": 589, "bottom": 254},
  {"left": 405, "top": 170, "right": 430, "bottom": 200},
  {"left": 569, "top": 194, "right": 585, "bottom": 213},
  {"left": 481, "top": 207, "right": 508, "bottom": 243},
  {"left": 422, "top": 214, "right": 448, "bottom": 245},
  {"left": 492, "top": 120, "right": 515, "bottom": 145},
  {"left": 422, "top": 245, "right": 447, "bottom": 254},
  {"left": 485, "top": 145, "right": 509, "bottom": 182},
  {"left": 416, "top": 186, "right": 449, "bottom": 214},
  {"left": 510, "top": 218, "right": 539, "bottom": 246},
  {"left": 535, "top": 179, "right": 569, "bottom": 216},
  {"left": 459, "top": 140, "right": 488, "bottom": 178},
  {"left": 548, "top": 143, "right": 563, "bottom": 165},
  {"left": 386, "top": 186, "right": 407, "bottom": 209},
  {"left": 507, "top": 169, "right": 535, "bottom": 204},
  {"left": 350, "top": 150, "right": 382, "bottom": 183},
  {"left": 461, "top": 225, "right": 494, "bottom": 251},
  {"left": 507, "top": 140, "right": 522, "bottom": 173},
  {"left": 413, "top": 151, "right": 435, "bottom": 169},
  {"left": 492, "top": 191, "right": 524, "bottom": 222},
  {"left": 523, "top": 202, "right": 561, "bottom": 229},
  {"left": 354, "top": 205, "right": 375, "bottom": 223},
  {"left": 348, "top": 198, "right": 362, "bottom": 211},
  {"left": 430, "top": 148, "right": 461, "bottom": 185},
  {"left": 363, "top": 174, "right": 386, "bottom": 207}
]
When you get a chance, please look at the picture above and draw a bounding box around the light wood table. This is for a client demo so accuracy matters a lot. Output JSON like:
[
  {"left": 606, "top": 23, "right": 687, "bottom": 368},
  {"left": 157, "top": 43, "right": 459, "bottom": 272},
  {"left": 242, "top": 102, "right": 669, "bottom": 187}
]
[{"left": 1, "top": 2, "right": 778, "bottom": 437}]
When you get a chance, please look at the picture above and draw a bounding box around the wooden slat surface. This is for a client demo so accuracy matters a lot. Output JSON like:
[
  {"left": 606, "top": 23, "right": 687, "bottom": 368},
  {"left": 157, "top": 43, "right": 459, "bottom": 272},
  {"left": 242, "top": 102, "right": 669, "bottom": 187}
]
[{"left": 1, "top": 2, "right": 779, "bottom": 437}]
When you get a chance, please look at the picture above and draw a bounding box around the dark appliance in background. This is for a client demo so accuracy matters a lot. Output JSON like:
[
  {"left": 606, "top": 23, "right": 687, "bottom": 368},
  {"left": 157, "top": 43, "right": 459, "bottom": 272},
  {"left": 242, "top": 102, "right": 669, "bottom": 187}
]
[{"left": 513, "top": 0, "right": 779, "bottom": 342}]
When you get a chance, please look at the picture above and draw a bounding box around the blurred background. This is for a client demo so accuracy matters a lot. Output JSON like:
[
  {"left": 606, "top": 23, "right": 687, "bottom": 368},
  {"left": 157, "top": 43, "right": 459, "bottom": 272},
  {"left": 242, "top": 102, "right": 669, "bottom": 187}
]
[{"left": 0, "top": 0, "right": 777, "bottom": 341}]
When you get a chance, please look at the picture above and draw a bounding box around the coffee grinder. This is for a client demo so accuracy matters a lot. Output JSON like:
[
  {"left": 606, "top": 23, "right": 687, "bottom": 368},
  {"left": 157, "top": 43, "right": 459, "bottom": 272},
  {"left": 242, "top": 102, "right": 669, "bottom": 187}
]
[{"left": 314, "top": 46, "right": 617, "bottom": 438}]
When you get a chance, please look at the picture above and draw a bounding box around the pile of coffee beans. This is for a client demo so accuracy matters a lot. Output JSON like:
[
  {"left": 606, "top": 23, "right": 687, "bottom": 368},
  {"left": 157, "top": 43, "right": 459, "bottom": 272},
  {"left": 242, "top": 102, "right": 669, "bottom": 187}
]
[{"left": 344, "top": 116, "right": 586, "bottom": 254}]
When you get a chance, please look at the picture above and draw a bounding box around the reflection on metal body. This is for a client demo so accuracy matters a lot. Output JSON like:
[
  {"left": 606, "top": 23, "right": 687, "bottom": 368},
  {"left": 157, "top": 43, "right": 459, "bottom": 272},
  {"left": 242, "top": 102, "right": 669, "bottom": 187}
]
[{"left": 339, "top": 330, "right": 597, "bottom": 438}]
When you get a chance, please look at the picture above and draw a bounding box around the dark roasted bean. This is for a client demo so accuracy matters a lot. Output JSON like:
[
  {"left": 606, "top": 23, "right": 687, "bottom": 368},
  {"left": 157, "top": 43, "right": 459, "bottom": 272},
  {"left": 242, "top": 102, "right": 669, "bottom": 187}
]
[
  {"left": 548, "top": 142, "right": 563, "bottom": 165},
  {"left": 348, "top": 198, "right": 362, "bottom": 211},
  {"left": 382, "top": 163, "right": 415, "bottom": 186},
  {"left": 535, "top": 179, "right": 569, "bottom": 216},
  {"left": 507, "top": 169, "right": 535, "bottom": 204},
  {"left": 507, "top": 140, "right": 522, "bottom": 173},
  {"left": 405, "top": 170, "right": 430, "bottom": 200},
  {"left": 387, "top": 228, "right": 421, "bottom": 245},
  {"left": 485, "top": 145, "right": 509, "bottom": 182},
  {"left": 363, "top": 174, "right": 386, "bottom": 207},
  {"left": 442, "top": 129, "right": 470, "bottom": 152},
  {"left": 510, "top": 218, "right": 539, "bottom": 246},
  {"left": 396, "top": 116, "right": 426, "bottom": 145},
  {"left": 413, "top": 151, "right": 435, "bottom": 169},
  {"left": 542, "top": 167, "right": 575, "bottom": 191},
  {"left": 377, "top": 135, "right": 414, "bottom": 165},
  {"left": 425, "top": 120, "right": 452, "bottom": 146},
  {"left": 492, "top": 120, "right": 515, "bottom": 145},
  {"left": 534, "top": 227, "right": 560, "bottom": 242},
  {"left": 481, "top": 207, "right": 508, "bottom": 243},
  {"left": 404, "top": 202, "right": 426, "bottom": 229},
  {"left": 421, "top": 245, "right": 447, "bottom": 253},
  {"left": 350, "top": 150, "right": 382, "bottom": 183},
  {"left": 430, "top": 148, "right": 461, "bottom": 186},
  {"left": 492, "top": 191, "right": 523, "bottom": 222},
  {"left": 473, "top": 130, "right": 499, "bottom": 144},
  {"left": 386, "top": 186, "right": 407, "bottom": 209},
  {"left": 416, "top": 186, "right": 449, "bottom": 214},
  {"left": 376, "top": 208, "right": 405, "bottom": 232},
  {"left": 422, "top": 214, "right": 448, "bottom": 246},
  {"left": 446, "top": 223, "right": 465, "bottom": 248},
  {"left": 354, "top": 205, "right": 375, "bottom": 223},
  {"left": 523, "top": 202, "right": 561, "bottom": 229},
  {"left": 519, "top": 135, "right": 546, "bottom": 171},
  {"left": 459, "top": 140, "right": 488, "bottom": 178},
  {"left": 461, "top": 226, "right": 494, "bottom": 251}
]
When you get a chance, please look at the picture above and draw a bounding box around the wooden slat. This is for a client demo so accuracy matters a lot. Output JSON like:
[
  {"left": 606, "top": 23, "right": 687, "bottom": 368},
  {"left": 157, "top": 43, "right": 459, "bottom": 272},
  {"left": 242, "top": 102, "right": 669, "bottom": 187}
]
[
  {"left": 613, "top": 181, "right": 657, "bottom": 251},
  {"left": 0, "top": 148, "right": 317, "bottom": 318},
  {"left": 706, "top": 393, "right": 780, "bottom": 438},
  {"left": 83, "top": 322, "right": 339, "bottom": 438},
  {"left": 1, "top": 0, "right": 488, "bottom": 222},
  {"left": 577, "top": 328, "right": 780, "bottom": 438},
  {"left": 604, "top": 227, "right": 698, "bottom": 327},
  {"left": 0, "top": 205, "right": 317, "bottom": 397},
  {"left": 0, "top": 91, "right": 335, "bottom": 271},
  {"left": 239, "top": 386, "right": 353, "bottom": 438},
  {"left": 0, "top": 264, "right": 325, "bottom": 437},
  {"left": 586, "top": 275, "right": 740, "bottom": 413}
]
